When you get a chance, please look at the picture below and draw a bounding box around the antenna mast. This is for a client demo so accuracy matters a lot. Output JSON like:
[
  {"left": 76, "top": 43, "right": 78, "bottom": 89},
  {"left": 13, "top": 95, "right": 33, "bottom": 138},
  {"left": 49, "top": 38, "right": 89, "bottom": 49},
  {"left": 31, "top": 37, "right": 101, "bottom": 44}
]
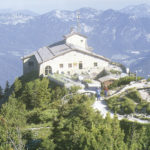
[{"left": 76, "top": 12, "right": 81, "bottom": 33}]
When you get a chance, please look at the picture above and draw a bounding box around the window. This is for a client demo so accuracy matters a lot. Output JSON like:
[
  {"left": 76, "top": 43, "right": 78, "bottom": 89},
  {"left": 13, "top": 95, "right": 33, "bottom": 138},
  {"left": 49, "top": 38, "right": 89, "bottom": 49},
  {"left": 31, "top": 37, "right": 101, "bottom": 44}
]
[
  {"left": 81, "top": 40, "right": 83, "bottom": 43},
  {"left": 28, "top": 61, "right": 34, "bottom": 67},
  {"left": 94, "top": 62, "right": 98, "bottom": 67},
  {"left": 73, "top": 63, "right": 77, "bottom": 67},
  {"left": 79, "top": 62, "right": 83, "bottom": 69},
  {"left": 68, "top": 63, "right": 72, "bottom": 68},
  {"left": 59, "top": 64, "right": 63, "bottom": 68},
  {"left": 45, "top": 66, "right": 52, "bottom": 75}
]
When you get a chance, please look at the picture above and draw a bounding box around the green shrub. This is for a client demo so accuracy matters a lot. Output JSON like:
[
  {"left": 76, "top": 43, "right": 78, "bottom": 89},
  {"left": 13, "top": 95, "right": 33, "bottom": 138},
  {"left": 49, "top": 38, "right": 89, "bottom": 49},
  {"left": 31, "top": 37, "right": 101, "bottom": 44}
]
[
  {"left": 110, "top": 69, "right": 121, "bottom": 74},
  {"left": 70, "top": 86, "right": 81, "bottom": 93},
  {"left": 109, "top": 76, "right": 142, "bottom": 89},
  {"left": 83, "top": 79, "right": 92, "bottom": 83},
  {"left": 121, "top": 97, "right": 136, "bottom": 114},
  {"left": 136, "top": 102, "right": 147, "bottom": 113},
  {"left": 147, "top": 78, "right": 150, "bottom": 82},
  {"left": 27, "top": 109, "right": 41, "bottom": 124},
  {"left": 39, "top": 109, "right": 58, "bottom": 123},
  {"left": 19, "top": 71, "right": 39, "bottom": 84},
  {"left": 107, "top": 96, "right": 120, "bottom": 112},
  {"left": 126, "top": 90, "right": 142, "bottom": 103},
  {"left": 107, "top": 96, "right": 136, "bottom": 114},
  {"left": 146, "top": 103, "right": 150, "bottom": 114},
  {"left": 71, "top": 75, "right": 78, "bottom": 81}
]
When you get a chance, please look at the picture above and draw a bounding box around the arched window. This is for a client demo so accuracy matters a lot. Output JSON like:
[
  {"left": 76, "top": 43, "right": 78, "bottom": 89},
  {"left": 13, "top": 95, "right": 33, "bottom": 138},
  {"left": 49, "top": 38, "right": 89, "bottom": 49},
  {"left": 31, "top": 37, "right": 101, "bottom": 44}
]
[{"left": 45, "top": 66, "right": 52, "bottom": 75}]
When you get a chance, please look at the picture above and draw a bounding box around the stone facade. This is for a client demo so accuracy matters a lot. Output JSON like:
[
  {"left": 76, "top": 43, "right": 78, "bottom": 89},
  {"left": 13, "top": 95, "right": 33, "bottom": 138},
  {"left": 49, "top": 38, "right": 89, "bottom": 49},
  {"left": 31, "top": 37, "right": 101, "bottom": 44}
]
[
  {"left": 22, "top": 31, "right": 111, "bottom": 76},
  {"left": 23, "top": 55, "right": 39, "bottom": 74},
  {"left": 39, "top": 50, "right": 109, "bottom": 76},
  {"left": 66, "top": 34, "right": 88, "bottom": 50}
]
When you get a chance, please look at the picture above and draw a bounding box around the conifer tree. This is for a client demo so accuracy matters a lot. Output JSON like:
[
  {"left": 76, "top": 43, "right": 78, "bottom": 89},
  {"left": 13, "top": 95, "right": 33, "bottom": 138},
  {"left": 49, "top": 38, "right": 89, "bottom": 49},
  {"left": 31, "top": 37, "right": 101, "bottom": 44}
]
[
  {"left": 14, "top": 78, "right": 22, "bottom": 93},
  {"left": 0, "top": 96, "right": 26, "bottom": 149},
  {"left": 0, "top": 85, "right": 3, "bottom": 99},
  {"left": 21, "top": 78, "right": 51, "bottom": 109},
  {"left": 111, "top": 114, "right": 126, "bottom": 150},
  {"left": 4, "top": 81, "right": 10, "bottom": 96}
]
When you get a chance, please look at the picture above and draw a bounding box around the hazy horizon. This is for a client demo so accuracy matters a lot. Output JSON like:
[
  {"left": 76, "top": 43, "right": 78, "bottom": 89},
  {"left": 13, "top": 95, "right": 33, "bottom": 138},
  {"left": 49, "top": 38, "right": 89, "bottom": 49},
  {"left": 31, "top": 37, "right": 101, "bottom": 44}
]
[{"left": 0, "top": 0, "right": 150, "bottom": 14}]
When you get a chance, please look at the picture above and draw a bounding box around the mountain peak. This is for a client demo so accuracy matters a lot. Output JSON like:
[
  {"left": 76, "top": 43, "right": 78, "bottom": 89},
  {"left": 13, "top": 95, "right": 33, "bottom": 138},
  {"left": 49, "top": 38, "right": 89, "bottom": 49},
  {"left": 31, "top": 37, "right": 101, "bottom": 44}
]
[
  {"left": 0, "top": 9, "right": 38, "bottom": 16},
  {"left": 120, "top": 3, "right": 150, "bottom": 18}
]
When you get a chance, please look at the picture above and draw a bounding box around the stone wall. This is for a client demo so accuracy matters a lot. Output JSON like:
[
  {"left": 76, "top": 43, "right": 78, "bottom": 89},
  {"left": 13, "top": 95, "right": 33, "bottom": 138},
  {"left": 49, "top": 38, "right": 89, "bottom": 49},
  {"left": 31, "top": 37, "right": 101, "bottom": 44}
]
[
  {"left": 66, "top": 34, "right": 88, "bottom": 49},
  {"left": 23, "top": 55, "right": 39, "bottom": 74},
  {"left": 39, "top": 50, "right": 109, "bottom": 76}
]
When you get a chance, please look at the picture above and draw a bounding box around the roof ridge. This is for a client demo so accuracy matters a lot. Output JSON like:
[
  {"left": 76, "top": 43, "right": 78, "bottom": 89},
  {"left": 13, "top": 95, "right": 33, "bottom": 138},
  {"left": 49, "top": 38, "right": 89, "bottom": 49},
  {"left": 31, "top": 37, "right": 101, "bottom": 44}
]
[
  {"left": 64, "top": 32, "right": 87, "bottom": 39},
  {"left": 48, "top": 39, "right": 66, "bottom": 48},
  {"left": 37, "top": 50, "right": 43, "bottom": 62},
  {"left": 47, "top": 47, "right": 55, "bottom": 56}
]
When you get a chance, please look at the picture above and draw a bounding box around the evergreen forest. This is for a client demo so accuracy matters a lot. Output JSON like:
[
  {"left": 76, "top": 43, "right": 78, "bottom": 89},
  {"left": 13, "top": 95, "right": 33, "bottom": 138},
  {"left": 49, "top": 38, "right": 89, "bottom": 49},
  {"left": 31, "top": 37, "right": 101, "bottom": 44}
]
[{"left": 0, "top": 73, "right": 150, "bottom": 150}]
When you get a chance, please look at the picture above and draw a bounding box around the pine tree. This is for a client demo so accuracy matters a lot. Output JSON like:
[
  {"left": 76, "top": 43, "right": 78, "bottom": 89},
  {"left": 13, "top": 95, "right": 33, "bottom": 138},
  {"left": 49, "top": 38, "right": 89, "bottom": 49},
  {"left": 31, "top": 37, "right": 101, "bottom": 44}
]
[
  {"left": 0, "top": 85, "right": 3, "bottom": 99},
  {"left": 111, "top": 114, "right": 126, "bottom": 150},
  {"left": 4, "top": 81, "right": 10, "bottom": 96},
  {"left": 14, "top": 78, "right": 22, "bottom": 93},
  {"left": 21, "top": 78, "right": 51, "bottom": 109},
  {"left": 0, "top": 96, "right": 26, "bottom": 149}
]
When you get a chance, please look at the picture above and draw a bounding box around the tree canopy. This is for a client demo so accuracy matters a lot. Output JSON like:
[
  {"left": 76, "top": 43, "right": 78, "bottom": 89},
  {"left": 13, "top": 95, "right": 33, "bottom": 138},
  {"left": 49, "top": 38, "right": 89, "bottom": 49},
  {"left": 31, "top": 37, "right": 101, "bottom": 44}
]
[{"left": 0, "top": 76, "right": 150, "bottom": 150}]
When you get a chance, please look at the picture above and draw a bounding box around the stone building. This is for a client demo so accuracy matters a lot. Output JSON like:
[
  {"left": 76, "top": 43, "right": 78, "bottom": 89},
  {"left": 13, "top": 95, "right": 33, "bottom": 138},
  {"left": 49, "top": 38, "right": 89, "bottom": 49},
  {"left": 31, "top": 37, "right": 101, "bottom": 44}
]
[{"left": 21, "top": 31, "right": 111, "bottom": 76}]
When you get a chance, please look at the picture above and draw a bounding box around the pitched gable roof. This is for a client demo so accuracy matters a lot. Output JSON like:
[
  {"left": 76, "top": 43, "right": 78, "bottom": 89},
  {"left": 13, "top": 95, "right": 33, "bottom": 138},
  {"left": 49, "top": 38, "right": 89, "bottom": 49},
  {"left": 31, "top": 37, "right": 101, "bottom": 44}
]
[
  {"left": 48, "top": 39, "right": 66, "bottom": 48},
  {"left": 64, "top": 32, "right": 87, "bottom": 39},
  {"left": 22, "top": 33, "right": 110, "bottom": 64},
  {"left": 22, "top": 42, "right": 71, "bottom": 63}
]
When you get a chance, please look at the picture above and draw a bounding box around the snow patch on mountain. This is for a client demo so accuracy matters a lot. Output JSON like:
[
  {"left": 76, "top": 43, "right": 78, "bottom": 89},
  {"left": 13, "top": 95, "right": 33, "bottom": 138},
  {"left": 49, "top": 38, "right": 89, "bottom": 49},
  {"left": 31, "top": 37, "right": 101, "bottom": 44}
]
[
  {"left": 134, "top": 32, "right": 142, "bottom": 40},
  {"left": 55, "top": 10, "right": 74, "bottom": 21},
  {"left": 76, "top": 7, "right": 101, "bottom": 19},
  {"left": 112, "top": 28, "right": 116, "bottom": 40},
  {"left": 129, "top": 15, "right": 137, "bottom": 20},
  {"left": 54, "top": 10, "right": 62, "bottom": 19},
  {"left": 0, "top": 14, "right": 34, "bottom": 25},
  {"left": 82, "top": 23, "right": 93, "bottom": 33},
  {"left": 121, "top": 4, "right": 150, "bottom": 18},
  {"left": 102, "top": 27, "right": 109, "bottom": 34},
  {"left": 130, "top": 27, "right": 137, "bottom": 32}
]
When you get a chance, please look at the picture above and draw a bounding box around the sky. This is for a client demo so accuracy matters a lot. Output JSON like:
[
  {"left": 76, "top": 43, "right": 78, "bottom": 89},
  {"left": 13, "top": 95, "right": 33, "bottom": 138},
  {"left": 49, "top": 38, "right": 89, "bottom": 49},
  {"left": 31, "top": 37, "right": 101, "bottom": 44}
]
[{"left": 0, "top": 0, "right": 150, "bottom": 14}]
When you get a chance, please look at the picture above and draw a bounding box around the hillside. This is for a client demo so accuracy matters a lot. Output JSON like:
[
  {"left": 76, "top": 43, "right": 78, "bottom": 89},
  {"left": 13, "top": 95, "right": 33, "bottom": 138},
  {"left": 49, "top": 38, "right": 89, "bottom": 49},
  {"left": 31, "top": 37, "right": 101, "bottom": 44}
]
[
  {"left": 0, "top": 74, "right": 150, "bottom": 149},
  {"left": 1, "top": 4, "right": 150, "bottom": 87}
]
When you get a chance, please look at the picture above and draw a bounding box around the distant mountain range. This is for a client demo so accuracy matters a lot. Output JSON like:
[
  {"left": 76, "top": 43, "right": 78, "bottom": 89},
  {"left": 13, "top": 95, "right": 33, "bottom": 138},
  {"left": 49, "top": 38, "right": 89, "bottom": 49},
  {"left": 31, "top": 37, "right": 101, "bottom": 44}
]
[{"left": 0, "top": 4, "right": 150, "bottom": 87}]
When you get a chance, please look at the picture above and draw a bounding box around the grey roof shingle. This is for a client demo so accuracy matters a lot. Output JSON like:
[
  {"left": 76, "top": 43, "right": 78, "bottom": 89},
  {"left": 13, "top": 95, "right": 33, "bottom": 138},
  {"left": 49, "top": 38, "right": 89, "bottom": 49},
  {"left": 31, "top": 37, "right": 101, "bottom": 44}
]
[
  {"left": 22, "top": 39, "right": 110, "bottom": 63},
  {"left": 35, "top": 52, "right": 42, "bottom": 64},
  {"left": 48, "top": 40, "right": 66, "bottom": 48},
  {"left": 50, "top": 44, "right": 70, "bottom": 56},
  {"left": 37, "top": 47, "right": 53, "bottom": 62}
]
